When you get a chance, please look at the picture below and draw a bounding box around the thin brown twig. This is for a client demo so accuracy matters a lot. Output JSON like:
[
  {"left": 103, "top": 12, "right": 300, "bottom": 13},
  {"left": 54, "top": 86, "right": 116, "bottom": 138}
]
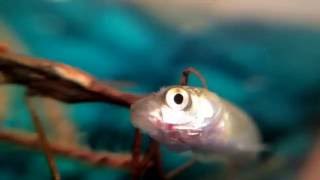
[
  {"left": 132, "top": 128, "right": 142, "bottom": 180},
  {"left": 180, "top": 67, "right": 207, "bottom": 88},
  {"left": 0, "top": 129, "right": 132, "bottom": 169},
  {"left": 152, "top": 140, "right": 164, "bottom": 179},
  {"left": 0, "top": 52, "right": 142, "bottom": 106},
  {"left": 25, "top": 96, "right": 60, "bottom": 180},
  {"left": 41, "top": 97, "right": 79, "bottom": 146},
  {"left": 165, "top": 159, "right": 196, "bottom": 179},
  {"left": 141, "top": 139, "right": 158, "bottom": 170},
  {"left": 140, "top": 138, "right": 164, "bottom": 178}
]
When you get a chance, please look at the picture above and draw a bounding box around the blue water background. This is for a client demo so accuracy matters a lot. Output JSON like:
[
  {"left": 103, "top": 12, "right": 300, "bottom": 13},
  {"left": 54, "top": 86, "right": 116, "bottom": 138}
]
[{"left": 0, "top": 1, "right": 319, "bottom": 179}]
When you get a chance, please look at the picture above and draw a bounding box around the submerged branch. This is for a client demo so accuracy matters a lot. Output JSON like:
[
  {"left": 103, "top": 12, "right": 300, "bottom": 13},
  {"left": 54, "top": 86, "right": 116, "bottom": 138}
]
[
  {"left": 0, "top": 51, "right": 166, "bottom": 178},
  {"left": 0, "top": 129, "right": 132, "bottom": 169},
  {"left": 26, "top": 96, "right": 60, "bottom": 180},
  {"left": 180, "top": 67, "right": 207, "bottom": 88},
  {"left": 0, "top": 52, "right": 142, "bottom": 106}
]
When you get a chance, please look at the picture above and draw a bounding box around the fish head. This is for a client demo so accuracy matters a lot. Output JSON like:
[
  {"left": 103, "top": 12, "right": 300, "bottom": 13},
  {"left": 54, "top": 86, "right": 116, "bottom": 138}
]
[{"left": 130, "top": 86, "right": 223, "bottom": 148}]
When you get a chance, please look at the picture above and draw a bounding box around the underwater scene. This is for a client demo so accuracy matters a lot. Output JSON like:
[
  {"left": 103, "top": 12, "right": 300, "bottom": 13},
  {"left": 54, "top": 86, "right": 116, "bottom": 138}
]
[{"left": 0, "top": 1, "right": 319, "bottom": 180}]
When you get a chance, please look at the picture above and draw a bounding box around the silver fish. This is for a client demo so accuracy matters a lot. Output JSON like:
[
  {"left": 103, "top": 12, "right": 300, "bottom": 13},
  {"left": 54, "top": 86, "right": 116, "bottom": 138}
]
[{"left": 131, "top": 86, "right": 265, "bottom": 162}]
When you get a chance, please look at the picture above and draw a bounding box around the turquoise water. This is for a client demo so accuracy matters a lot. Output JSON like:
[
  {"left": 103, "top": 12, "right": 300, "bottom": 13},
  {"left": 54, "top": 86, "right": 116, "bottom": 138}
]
[{"left": 0, "top": 1, "right": 319, "bottom": 179}]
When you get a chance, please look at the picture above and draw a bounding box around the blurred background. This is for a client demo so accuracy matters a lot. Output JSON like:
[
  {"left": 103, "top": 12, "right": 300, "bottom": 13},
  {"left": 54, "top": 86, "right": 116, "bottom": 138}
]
[{"left": 0, "top": 0, "right": 320, "bottom": 179}]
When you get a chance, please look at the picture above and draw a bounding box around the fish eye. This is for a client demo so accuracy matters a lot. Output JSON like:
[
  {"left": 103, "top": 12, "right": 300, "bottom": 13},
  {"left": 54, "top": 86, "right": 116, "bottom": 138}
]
[
  {"left": 165, "top": 87, "right": 190, "bottom": 111},
  {"left": 174, "top": 93, "right": 183, "bottom": 104}
]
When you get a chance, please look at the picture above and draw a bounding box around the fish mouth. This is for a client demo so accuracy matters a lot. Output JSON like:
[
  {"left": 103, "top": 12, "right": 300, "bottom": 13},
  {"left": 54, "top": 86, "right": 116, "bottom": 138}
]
[
  {"left": 149, "top": 117, "right": 205, "bottom": 150},
  {"left": 150, "top": 116, "right": 187, "bottom": 132},
  {"left": 154, "top": 118, "right": 176, "bottom": 131},
  {"left": 150, "top": 116, "right": 202, "bottom": 135}
]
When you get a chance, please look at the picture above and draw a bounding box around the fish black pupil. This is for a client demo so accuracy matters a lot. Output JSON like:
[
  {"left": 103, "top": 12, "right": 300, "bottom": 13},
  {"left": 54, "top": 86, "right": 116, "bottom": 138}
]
[{"left": 174, "top": 93, "right": 183, "bottom": 104}]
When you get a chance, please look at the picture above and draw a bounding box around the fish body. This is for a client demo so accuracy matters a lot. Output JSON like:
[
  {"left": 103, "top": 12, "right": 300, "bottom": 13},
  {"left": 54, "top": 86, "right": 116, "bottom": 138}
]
[{"left": 131, "top": 86, "right": 264, "bottom": 162}]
